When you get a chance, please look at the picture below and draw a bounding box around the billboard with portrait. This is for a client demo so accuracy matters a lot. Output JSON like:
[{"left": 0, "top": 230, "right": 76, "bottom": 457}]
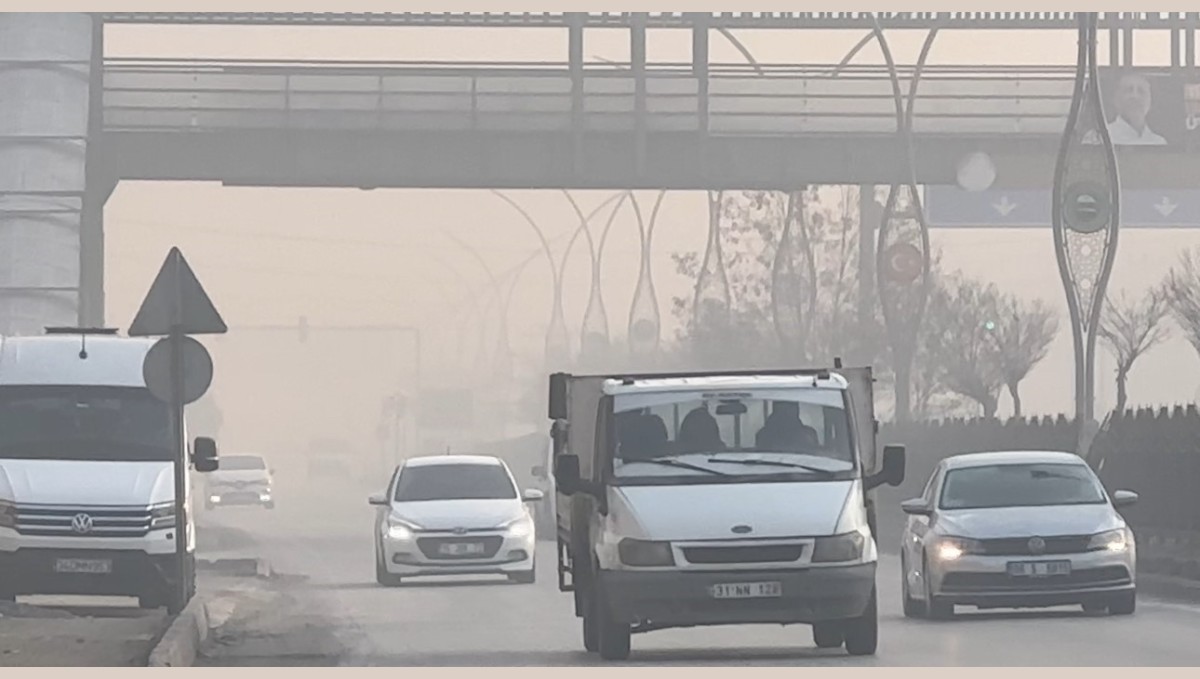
[{"left": 1099, "top": 68, "right": 1186, "bottom": 148}]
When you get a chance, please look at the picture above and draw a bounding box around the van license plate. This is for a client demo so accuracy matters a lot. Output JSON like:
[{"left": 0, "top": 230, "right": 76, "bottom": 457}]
[
  {"left": 710, "top": 581, "right": 783, "bottom": 599},
  {"left": 1007, "top": 561, "right": 1071, "bottom": 578},
  {"left": 438, "top": 542, "right": 485, "bottom": 556},
  {"left": 54, "top": 558, "right": 112, "bottom": 574}
]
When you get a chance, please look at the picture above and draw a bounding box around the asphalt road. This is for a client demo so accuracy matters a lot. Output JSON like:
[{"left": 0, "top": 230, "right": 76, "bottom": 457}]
[{"left": 195, "top": 484, "right": 1200, "bottom": 666}]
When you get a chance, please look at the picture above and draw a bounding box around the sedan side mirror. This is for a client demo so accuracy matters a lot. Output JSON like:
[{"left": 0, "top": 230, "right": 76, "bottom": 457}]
[
  {"left": 900, "top": 498, "right": 933, "bottom": 516},
  {"left": 368, "top": 493, "right": 389, "bottom": 506},
  {"left": 1111, "top": 489, "right": 1139, "bottom": 508},
  {"left": 192, "top": 437, "right": 219, "bottom": 473},
  {"left": 865, "top": 445, "right": 905, "bottom": 491},
  {"left": 522, "top": 489, "right": 545, "bottom": 503}
]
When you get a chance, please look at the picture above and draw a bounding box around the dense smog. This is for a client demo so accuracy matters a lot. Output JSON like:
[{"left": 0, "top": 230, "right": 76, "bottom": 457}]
[{"left": 3, "top": 9, "right": 1200, "bottom": 668}]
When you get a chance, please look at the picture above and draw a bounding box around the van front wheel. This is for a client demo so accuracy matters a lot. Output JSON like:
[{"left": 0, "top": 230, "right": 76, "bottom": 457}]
[{"left": 843, "top": 586, "right": 879, "bottom": 656}]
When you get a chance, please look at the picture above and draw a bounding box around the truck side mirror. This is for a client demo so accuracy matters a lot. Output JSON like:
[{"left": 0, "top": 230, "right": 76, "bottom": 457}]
[
  {"left": 555, "top": 454, "right": 581, "bottom": 495},
  {"left": 865, "top": 444, "right": 905, "bottom": 490},
  {"left": 192, "top": 437, "right": 219, "bottom": 473},
  {"left": 548, "top": 373, "right": 568, "bottom": 420}
]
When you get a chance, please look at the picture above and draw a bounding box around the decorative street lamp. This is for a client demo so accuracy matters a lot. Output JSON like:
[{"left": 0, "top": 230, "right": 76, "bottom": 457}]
[{"left": 1051, "top": 12, "right": 1121, "bottom": 452}]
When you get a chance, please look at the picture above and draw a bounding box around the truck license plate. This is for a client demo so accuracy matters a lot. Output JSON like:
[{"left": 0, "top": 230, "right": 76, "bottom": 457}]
[
  {"left": 54, "top": 558, "right": 113, "bottom": 574},
  {"left": 438, "top": 542, "right": 485, "bottom": 556},
  {"left": 709, "top": 581, "right": 783, "bottom": 599},
  {"left": 1007, "top": 560, "right": 1071, "bottom": 578}
]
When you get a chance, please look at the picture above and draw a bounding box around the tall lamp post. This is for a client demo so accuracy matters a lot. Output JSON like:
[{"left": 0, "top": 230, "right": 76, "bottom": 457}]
[{"left": 1051, "top": 12, "right": 1121, "bottom": 456}]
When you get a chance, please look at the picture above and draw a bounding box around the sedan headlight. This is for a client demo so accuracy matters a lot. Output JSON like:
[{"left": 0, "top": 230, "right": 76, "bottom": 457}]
[
  {"left": 618, "top": 538, "right": 674, "bottom": 567},
  {"left": 812, "top": 531, "right": 866, "bottom": 563},
  {"left": 150, "top": 503, "right": 176, "bottom": 529},
  {"left": 1088, "top": 528, "right": 1130, "bottom": 553},
  {"left": 386, "top": 517, "right": 420, "bottom": 540},
  {"left": 934, "top": 536, "right": 983, "bottom": 561}
]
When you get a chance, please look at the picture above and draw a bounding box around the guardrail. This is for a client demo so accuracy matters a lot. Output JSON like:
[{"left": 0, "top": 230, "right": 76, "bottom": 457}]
[{"left": 102, "top": 60, "right": 1091, "bottom": 137}]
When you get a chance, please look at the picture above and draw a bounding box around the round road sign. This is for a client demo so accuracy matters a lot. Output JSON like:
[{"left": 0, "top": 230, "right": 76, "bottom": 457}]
[
  {"left": 1062, "top": 181, "right": 1112, "bottom": 234},
  {"left": 143, "top": 336, "right": 214, "bottom": 405},
  {"left": 883, "top": 243, "right": 923, "bottom": 285}
]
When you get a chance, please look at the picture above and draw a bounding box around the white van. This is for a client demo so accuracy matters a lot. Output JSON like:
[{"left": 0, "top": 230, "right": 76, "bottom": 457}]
[
  {"left": 549, "top": 368, "right": 905, "bottom": 660},
  {"left": 0, "top": 329, "right": 218, "bottom": 613}
]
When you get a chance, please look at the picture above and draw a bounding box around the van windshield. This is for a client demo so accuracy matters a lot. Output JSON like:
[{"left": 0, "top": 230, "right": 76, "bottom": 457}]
[
  {"left": 221, "top": 456, "right": 267, "bottom": 471},
  {"left": 0, "top": 386, "right": 173, "bottom": 462},
  {"left": 610, "top": 389, "right": 856, "bottom": 482}
]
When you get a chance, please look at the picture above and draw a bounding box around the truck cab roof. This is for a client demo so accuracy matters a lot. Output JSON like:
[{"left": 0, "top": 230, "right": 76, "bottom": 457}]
[{"left": 602, "top": 373, "right": 850, "bottom": 396}]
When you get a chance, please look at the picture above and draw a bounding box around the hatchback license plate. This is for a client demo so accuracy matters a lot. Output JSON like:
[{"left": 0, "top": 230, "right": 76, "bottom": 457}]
[
  {"left": 54, "top": 558, "right": 112, "bottom": 574},
  {"left": 710, "top": 581, "right": 783, "bottom": 599},
  {"left": 1008, "top": 560, "right": 1071, "bottom": 577},
  {"left": 438, "top": 542, "right": 485, "bottom": 556}
]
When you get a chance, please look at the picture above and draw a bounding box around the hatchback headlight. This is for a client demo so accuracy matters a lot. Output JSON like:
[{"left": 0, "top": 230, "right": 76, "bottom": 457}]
[
  {"left": 934, "top": 536, "right": 982, "bottom": 561},
  {"left": 1088, "top": 528, "right": 1130, "bottom": 553},
  {"left": 618, "top": 538, "right": 674, "bottom": 567},
  {"left": 812, "top": 531, "right": 866, "bottom": 563},
  {"left": 386, "top": 517, "right": 419, "bottom": 540},
  {"left": 150, "top": 503, "right": 176, "bottom": 529},
  {"left": 501, "top": 515, "right": 534, "bottom": 538}
]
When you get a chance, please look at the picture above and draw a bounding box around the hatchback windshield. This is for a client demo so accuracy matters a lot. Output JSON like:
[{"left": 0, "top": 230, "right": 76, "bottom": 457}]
[
  {"left": 939, "top": 462, "right": 1107, "bottom": 510},
  {"left": 611, "top": 388, "right": 855, "bottom": 480},
  {"left": 393, "top": 463, "right": 517, "bottom": 502}
]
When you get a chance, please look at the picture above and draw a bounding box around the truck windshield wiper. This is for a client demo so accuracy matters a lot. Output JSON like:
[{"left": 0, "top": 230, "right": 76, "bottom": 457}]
[
  {"left": 626, "top": 457, "right": 731, "bottom": 476},
  {"left": 705, "top": 456, "right": 839, "bottom": 476}
]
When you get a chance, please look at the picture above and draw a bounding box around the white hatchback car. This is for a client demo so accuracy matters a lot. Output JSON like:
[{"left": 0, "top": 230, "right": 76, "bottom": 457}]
[
  {"left": 369, "top": 455, "right": 543, "bottom": 586},
  {"left": 899, "top": 451, "right": 1138, "bottom": 619}
]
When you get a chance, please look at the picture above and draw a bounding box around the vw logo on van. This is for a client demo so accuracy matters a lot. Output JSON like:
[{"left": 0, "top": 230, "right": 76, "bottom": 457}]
[
  {"left": 452, "top": 527, "right": 468, "bottom": 535},
  {"left": 71, "top": 513, "right": 95, "bottom": 535},
  {"left": 731, "top": 525, "right": 753, "bottom": 535},
  {"left": 1028, "top": 536, "right": 1046, "bottom": 555}
]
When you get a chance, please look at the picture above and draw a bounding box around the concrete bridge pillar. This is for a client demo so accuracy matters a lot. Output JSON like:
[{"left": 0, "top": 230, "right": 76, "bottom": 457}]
[{"left": 0, "top": 13, "right": 104, "bottom": 335}]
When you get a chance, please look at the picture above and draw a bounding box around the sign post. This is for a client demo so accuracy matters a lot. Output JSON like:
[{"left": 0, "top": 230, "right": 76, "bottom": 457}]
[{"left": 129, "top": 247, "right": 227, "bottom": 614}]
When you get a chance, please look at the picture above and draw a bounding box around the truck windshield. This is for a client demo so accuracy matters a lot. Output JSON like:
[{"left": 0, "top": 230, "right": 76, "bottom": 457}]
[
  {"left": 0, "top": 385, "right": 173, "bottom": 462},
  {"left": 610, "top": 389, "right": 856, "bottom": 481}
]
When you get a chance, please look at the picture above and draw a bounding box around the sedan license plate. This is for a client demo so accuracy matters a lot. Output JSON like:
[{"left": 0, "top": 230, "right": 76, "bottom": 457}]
[
  {"left": 54, "top": 558, "right": 113, "bottom": 574},
  {"left": 1008, "top": 560, "right": 1071, "bottom": 578},
  {"left": 710, "top": 581, "right": 783, "bottom": 600},
  {"left": 438, "top": 542, "right": 485, "bottom": 557}
]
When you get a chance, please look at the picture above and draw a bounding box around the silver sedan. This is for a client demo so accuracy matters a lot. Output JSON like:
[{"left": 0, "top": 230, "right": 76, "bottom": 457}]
[{"left": 898, "top": 450, "right": 1138, "bottom": 619}]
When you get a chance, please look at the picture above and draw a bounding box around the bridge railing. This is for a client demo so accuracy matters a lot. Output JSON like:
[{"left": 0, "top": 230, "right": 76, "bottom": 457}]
[{"left": 102, "top": 59, "right": 1091, "bottom": 137}]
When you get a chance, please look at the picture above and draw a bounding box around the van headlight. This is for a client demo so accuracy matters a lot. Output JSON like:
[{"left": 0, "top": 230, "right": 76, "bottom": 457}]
[
  {"left": 385, "top": 517, "right": 419, "bottom": 540},
  {"left": 150, "top": 503, "right": 176, "bottom": 529},
  {"left": 0, "top": 500, "right": 16, "bottom": 529},
  {"left": 812, "top": 531, "right": 866, "bottom": 563},
  {"left": 1088, "top": 528, "right": 1130, "bottom": 553},
  {"left": 618, "top": 538, "right": 674, "bottom": 567},
  {"left": 501, "top": 516, "right": 534, "bottom": 539}
]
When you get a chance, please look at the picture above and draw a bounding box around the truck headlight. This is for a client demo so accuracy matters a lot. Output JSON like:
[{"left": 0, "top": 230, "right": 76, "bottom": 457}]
[
  {"left": 150, "top": 503, "right": 176, "bottom": 529},
  {"left": 1088, "top": 528, "right": 1130, "bottom": 553},
  {"left": 812, "top": 531, "right": 866, "bottom": 563},
  {"left": 618, "top": 538, "right": 674, "bottom": 567}
]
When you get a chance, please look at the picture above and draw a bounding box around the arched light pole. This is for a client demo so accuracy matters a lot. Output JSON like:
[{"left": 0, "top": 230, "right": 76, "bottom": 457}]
[{"left": 1051, "top": 12, "right": 1120, "bottom": 455}]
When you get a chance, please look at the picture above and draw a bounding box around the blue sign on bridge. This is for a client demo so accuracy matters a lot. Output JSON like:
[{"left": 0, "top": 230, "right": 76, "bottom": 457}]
[{"left": 924, "top": 186, "right": 1200, "bottom": 228}]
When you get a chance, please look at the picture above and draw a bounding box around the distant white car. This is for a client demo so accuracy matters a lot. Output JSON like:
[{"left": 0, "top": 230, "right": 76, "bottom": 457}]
[
  {"left": 369, "top": 455, "right": 543, "bottom": 586},
  {"left": 900, "top": 450, "right": 1138, "bottom": 619},
  {"left": 205, "top": 455, "right": 274, "bottom": 510}
]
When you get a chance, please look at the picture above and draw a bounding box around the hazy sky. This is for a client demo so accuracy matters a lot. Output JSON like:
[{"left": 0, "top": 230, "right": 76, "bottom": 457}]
[{"left": 98, "top": 20, "right": 1200, "bottom": 454}]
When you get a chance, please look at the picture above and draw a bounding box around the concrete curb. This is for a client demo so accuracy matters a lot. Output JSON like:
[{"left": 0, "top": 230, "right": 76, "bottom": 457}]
[{"left": 147, "top": 597, "right": 212, "bottom": 668}]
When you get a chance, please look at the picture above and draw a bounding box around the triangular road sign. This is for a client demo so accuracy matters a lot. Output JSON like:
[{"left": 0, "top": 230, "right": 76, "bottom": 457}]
[{"left": 129, "top": 247, "right": 227, "bottom": 337}]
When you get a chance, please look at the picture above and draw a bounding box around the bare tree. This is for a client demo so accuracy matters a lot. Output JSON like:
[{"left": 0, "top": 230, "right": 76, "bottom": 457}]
[
  {"left": 991, "top": 295, "right": 1059, "bottom": 418},
  {"left": 1097, "top": 287, "right": 1170, "bottom": 416},
  {"left": 1165, "top": 247, "right": 1200, "bottom": 361},
  {"left": 934, "top": 276, "right": 1007, "bottom": 418}
]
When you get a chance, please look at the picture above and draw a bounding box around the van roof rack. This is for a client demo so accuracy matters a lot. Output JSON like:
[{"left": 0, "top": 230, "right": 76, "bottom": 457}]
[{"left": 44, "top": 327, "right": 120, "bottom": 335}]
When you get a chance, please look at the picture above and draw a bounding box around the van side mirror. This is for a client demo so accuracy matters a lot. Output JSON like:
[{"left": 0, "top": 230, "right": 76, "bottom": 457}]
[
  {"left": 900, "top": 498, "right": 933, "bottom": 516},
  {"left": 548, "top": 373, "right": 569, "bottom": 420},
  {"left": 1111, "top": 489, "right": 1138, "bottom": 508},
  {"left": 192, "top": 437, "right": 219, "bottom": 473},
  {"left": 555, "top": 454, "right": 581, "bottom": 495},
  {"left": 865, "top": 444, "right": 905, "bottom": 491}
]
